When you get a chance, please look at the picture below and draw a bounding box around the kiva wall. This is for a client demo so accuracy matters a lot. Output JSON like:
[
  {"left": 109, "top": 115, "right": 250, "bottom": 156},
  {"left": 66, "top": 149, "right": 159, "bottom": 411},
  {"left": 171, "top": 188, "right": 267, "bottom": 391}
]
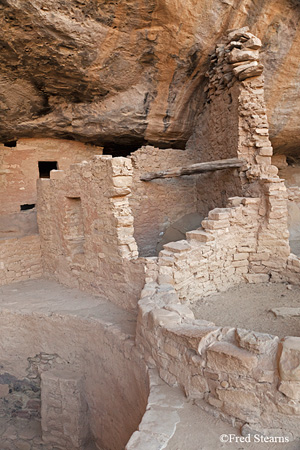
[{"left": 0, "top": 304, "right": 148, "bottom": 450}]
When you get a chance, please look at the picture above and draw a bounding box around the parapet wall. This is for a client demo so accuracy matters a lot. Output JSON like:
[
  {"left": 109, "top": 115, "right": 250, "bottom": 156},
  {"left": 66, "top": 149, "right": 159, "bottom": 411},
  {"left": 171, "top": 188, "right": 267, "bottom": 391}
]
[{"left": 37, "top": 155, "right": 145, "bottom": 310}]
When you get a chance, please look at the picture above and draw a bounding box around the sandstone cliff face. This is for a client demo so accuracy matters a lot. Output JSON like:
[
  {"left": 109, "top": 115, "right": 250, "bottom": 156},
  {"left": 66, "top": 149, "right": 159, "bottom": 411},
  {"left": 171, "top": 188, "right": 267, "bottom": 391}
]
[{"left": 0, "top": 0, "right": 299, "bottom": 154}]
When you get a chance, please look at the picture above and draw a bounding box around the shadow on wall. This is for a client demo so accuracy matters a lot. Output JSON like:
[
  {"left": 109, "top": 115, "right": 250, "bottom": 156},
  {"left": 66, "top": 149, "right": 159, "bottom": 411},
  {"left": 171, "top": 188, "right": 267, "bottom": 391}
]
[
  {"left": 0, "top": 209, "right": 38, "bottom": 239},
  {"left": 273, "top": 155, "right": 300, "bottom": 257},
  {"left": 156, "top": 212, "right": 204, "bottom": 254}
]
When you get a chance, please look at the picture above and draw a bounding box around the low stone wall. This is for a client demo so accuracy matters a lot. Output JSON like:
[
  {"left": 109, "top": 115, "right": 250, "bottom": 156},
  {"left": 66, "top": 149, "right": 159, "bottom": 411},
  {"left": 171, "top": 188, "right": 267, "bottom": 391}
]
[
  {"left": 126, "top": 369, "right": 184, "bottom": 450},
  {"left": 137, "top": 277, "right": 300, "bottom": 438},
  {"left": 155, "top": 179, "right": 289, "bottom": 302},
  {"left": 0, "top": 235, "right": 42, "bottom": 286}
]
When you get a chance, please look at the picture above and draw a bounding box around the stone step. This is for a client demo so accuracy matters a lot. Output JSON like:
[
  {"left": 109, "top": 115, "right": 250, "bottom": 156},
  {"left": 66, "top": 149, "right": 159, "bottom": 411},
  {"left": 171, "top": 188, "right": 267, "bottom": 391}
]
[{"left": 186, "top": 229, "right": 214, "bottom": 244}]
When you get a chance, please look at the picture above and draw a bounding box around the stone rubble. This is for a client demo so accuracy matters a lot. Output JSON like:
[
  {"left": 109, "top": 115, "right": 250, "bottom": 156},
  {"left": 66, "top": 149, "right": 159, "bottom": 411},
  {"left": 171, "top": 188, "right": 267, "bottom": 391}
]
[{"left": 205, "top": 27, "right": 264, "bottom": 100}]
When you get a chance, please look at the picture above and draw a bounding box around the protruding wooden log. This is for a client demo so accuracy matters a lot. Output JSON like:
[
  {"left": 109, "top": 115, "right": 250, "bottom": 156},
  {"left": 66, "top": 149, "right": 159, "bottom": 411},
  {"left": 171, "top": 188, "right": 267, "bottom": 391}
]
[{"left": 140, "top": 158, "right": 246, "bottom": 181}]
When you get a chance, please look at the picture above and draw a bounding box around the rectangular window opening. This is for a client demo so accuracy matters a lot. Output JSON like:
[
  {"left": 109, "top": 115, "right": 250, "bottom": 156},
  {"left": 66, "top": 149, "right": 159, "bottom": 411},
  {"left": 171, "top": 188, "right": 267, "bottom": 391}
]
[
  {"left": 20, "top": 204, "right": 36, "bottom": 211},
  {"left": 38, "top": 161, "right": 58, "bottom": 178}
]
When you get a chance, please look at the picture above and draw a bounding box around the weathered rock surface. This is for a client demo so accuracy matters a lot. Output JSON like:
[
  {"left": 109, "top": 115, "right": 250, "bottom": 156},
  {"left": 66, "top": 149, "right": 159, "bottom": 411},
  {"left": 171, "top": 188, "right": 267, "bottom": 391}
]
[{"left": 0, "top": 0, "right": 300, "bottom": 153}]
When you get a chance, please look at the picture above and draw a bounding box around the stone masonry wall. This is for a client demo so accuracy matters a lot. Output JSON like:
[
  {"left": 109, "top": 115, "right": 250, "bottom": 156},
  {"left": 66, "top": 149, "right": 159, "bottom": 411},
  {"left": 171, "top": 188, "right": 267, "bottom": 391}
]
[
  {"left": 41, "top": 369, "right": 89, "bottom": 449},
  {"left": 137, "top": 279, "right": 300, "bottom": 438},
  {"left": 0, "top": 235, "right": 42, "bottom": 286},
  {"left": 0, "top": 137, "right": 101, "bottom": 289},
  {"left": 0, "top": 352, "right": 65, "bottom": 422},
  {"left": 187, "top": 28, "right": 278, "bottom": 215},
  {"left": 37, "top": 155, "right": 145, "bottom": 310},
  {"left": 0, "top": 297, "right": 149, "bottom": 450},
  {"left": 0, "top": 138, "right": 102, "bottom": 216},
  {"left": 136, "top": 28, "right": 300, "bottom": 437},
  {"left": 129, "top": 146, "right": 199, "bottom": 257},
  {"left": 155, "top": 183, "right": 289, "bottom": 302},
  {"left": 153, "top": 27, "right": 290, "bottom": 301},
  {"left": 136, "top": 192, "right": 300, "bottom": 437}
]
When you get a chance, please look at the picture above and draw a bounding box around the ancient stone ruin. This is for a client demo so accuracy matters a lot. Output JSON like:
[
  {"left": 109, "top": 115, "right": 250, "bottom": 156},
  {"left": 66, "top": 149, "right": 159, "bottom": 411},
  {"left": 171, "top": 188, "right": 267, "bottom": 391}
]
[{"left": 1, "top": 2, "right": 300, "bottom": 449}]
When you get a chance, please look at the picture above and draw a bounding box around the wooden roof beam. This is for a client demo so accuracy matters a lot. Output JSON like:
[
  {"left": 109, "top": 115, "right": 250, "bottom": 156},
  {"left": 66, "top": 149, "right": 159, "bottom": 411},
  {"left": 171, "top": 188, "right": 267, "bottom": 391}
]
[{"left": 140, "top": 157, "right": 246, "bottom": 182}]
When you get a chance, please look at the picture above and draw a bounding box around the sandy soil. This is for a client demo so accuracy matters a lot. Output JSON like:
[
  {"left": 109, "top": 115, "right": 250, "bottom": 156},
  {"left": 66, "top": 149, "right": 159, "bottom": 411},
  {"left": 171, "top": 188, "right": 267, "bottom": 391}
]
[
  {"left": 190, "top": 282, "right": 300, "bottom": 338},
  {"left": 167, "top": 399, "right": 300, "bottom": 450}
]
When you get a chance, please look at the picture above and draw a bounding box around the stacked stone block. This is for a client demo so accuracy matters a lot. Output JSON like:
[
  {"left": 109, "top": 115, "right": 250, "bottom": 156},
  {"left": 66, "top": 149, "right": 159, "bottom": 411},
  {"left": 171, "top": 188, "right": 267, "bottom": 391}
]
[
  {"left": 0, "top": 235, "right": 42, "bottom": 286},
  {"left": 41, "top": 369, "right": 89, "bottom": 449}
]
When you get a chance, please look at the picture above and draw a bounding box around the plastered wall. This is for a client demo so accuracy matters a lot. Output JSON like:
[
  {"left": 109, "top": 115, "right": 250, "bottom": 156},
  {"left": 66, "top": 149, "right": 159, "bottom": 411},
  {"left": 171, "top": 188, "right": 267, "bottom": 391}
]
[{"left": 279, "top": 165, "right": 300, "bottom": 242}]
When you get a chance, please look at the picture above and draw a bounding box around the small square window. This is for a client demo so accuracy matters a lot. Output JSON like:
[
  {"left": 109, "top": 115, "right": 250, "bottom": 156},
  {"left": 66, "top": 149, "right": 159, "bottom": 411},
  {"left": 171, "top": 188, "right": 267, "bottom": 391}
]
[{"left": 38, "top": 161, "right": 58, "bottom": 178}]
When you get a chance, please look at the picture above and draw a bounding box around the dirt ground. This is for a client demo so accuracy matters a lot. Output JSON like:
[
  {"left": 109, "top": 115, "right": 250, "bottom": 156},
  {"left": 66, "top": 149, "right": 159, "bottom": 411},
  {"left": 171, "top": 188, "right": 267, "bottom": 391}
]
[
  {"left": 190, "top": 282, "right": 300, "bottom": 338},
  {"left": 167, "top": 399, "right": 300, "bottom": 450}
]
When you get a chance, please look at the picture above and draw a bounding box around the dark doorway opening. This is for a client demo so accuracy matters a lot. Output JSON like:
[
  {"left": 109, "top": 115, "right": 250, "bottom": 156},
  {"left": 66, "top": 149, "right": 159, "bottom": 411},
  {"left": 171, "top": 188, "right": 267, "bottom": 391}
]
[
  {"left": 20, "top": 204, "right": 36, "bottom": 211},
  {"left": 38, "top": 161, "right": 58, "bottom": 178},
  {"left": 4, "top": 141, "right": 17, "bottom": 147},
  {"left": 102, "top": 142, "right": 145, "bottom": 157}
]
